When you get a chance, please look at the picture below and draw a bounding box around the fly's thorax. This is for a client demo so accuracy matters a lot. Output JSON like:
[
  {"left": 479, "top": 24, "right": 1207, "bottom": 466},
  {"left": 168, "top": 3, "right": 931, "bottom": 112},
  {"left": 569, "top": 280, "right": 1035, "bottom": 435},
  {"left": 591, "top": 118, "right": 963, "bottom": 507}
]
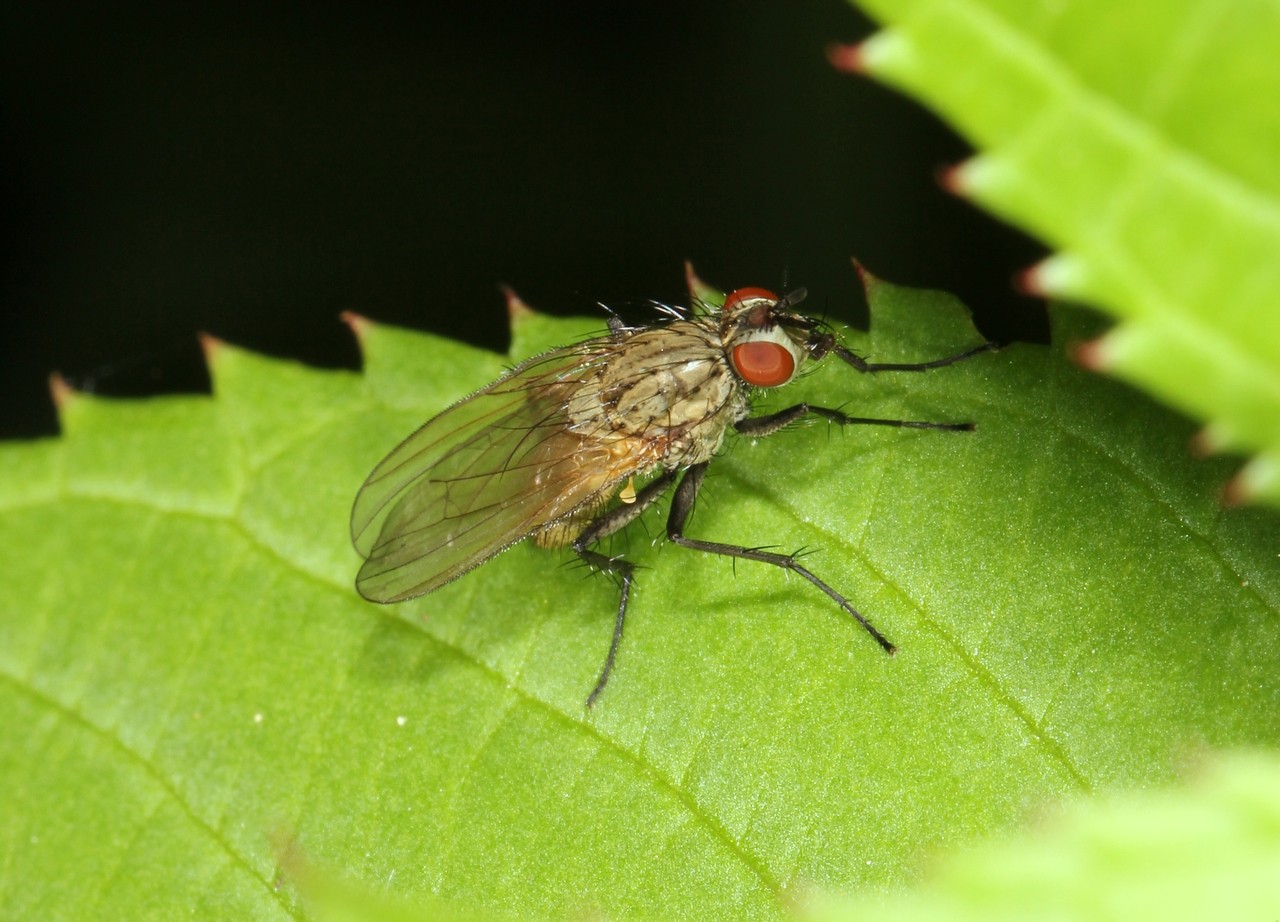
[{"left": 565, "top": 320, "right": 747, "bottom": 466}]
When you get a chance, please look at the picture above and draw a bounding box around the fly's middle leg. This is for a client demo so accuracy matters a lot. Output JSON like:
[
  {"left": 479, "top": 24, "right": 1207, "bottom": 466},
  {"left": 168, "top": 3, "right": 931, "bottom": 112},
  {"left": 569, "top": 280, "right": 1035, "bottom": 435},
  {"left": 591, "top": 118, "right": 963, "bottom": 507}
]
[
  {"left": 666, "top": 462, "right": 896, "bottom": 654},
  {"left": 573, "top": 469, "right": 679, "bottom": 707}
]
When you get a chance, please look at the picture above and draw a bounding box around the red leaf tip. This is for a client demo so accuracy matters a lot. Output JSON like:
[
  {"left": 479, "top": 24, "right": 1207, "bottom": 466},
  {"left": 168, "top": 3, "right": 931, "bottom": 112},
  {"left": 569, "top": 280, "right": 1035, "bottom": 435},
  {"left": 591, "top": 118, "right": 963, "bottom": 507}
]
[
  {"left": 1188, "top": 428, "right": 1216, "bottom": 459},
  {"left": 197, "top": 331, "right": 226, "bottom": 366},
  {"left": 1221, "top": 472, "right": 1250, "bottom": 507},
  {"left": 683, "top": 260, "right": 707, "bottom": 297},
  {"left": 1014, "top": 263, "right": 1049, "bottom": 297},
  {"left": 1016, "top": 254, "right": 1086, "bottom": 300},
  {"left": 936, "top": 161, "right": 975, "bottom": 197},
  {"left": 500, "top": 284, "right": 534, "bottom": 323},
  {"left": 48, "top": 371, "right": 76, "bottom": 410},
  {"left": 1223, "top": 456, "right": 1278, "bottom": 508},
  {"left": 825, "top": 41, "right": 868, "bottom": 74},
  {"left": 850, "top": 256, "right": 881, "bottom": 291},
  {"left": 340, "top": 310, "right": 372, "bottom": 340},
  {"left": 1069, "top": 336, "right": 1112, "bottom": 372}
]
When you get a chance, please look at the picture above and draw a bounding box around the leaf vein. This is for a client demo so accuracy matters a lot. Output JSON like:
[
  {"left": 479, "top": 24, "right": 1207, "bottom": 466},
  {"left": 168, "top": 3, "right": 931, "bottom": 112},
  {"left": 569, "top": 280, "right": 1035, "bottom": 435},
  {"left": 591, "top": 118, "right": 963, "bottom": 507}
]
[{"left": 0, "top": 672, "right": 299, "bottom": 920}]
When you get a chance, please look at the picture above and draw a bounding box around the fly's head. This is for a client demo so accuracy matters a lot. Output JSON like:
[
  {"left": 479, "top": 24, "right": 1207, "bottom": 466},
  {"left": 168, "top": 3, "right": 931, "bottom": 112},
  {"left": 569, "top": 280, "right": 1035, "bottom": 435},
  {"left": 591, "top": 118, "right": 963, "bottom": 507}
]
[{"left": 718, "top": 286, "right": 834, "bottom": 389}]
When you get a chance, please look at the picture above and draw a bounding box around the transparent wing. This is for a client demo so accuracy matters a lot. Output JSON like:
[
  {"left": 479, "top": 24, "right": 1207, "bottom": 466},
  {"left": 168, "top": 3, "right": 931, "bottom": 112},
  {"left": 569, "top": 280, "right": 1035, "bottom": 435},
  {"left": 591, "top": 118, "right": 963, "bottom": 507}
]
[{"left": 351, "top": 340, "right": 639, "bottom": 602}]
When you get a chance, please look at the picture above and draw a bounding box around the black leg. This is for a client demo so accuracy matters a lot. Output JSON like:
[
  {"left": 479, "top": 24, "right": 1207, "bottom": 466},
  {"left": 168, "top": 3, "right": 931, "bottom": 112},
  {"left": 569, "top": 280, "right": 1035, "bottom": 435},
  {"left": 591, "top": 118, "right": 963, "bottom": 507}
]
[
  {"left": 665, "top": 463, "right": 896, "bottom": 654},
  {"left": 573, "top": 470, "right": 680, "bottom": 707},
  {"left": 736, "top": 403, "right": 973, "bottom": 438},
  {"left": 829, "top": 340, "right": 996, "bottom": 373}
]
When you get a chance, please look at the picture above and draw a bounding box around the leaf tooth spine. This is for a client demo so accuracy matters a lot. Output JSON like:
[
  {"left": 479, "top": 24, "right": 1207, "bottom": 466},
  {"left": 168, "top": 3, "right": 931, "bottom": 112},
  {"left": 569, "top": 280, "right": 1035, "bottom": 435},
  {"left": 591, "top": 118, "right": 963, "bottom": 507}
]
[
  {"left": 500, "top": 284, "right": 535, "bottom": 328},
  {"left": 838, "top": 28, "right": 913, "bottom": 80},
  {"left": 198, "top": 331, "right": 227, "bottom": 376},
  {"left": 1017, "top": 253, "right": 1090, "bottom": 301},
  {"left": 683, "top": 260, "right": 720, "bottom": 308},
  {"left": 1190, "top": 421, "right": 1236, "bottom": 457},
  {"left": 824, "top": 41, "right": 869, "bottom": 74},
  {"left": 851, "top": 256, "right": 884, "bottom": 297},
  {"left": 1069, "top": 333, "right": 1116, "bottom": 373},
  {"left": 48, "top": 370, "right": 87, "bottom": 437},
  {"left": 850, "top": 256, "right": 875, "bottom": 284},
  {"left": 48, "top": 370, "right": 77, "bottom": 412},
  {"left": 1225, "top": 453, "right": 1280, "bottom": 507},
  {"left": 340, "top": 311, "right": 374, "bottom": 360},
  {"left": 937, "top": 155, "right": 1009, "bottom": 200},
  {"left": 339, "top": 310, "right": 370, "bottom": 330}
]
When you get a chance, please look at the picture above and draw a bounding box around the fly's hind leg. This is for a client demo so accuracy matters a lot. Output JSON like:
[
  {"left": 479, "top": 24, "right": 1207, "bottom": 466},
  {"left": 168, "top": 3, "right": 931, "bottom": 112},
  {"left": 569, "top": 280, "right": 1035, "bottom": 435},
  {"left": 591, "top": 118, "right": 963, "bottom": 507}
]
[
  {"left": 666, "top": 462, "right": 896, "bottom": 654},
  {"left": 572, "top": 469, "right": 680, "bottom": 707}
]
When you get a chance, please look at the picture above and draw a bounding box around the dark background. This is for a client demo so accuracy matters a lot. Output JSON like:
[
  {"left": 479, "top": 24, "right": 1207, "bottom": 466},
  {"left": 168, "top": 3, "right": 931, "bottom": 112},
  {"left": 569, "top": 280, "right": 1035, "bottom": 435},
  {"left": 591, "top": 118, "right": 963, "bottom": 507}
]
[{"left": 0, "top": 1, "right": 1045, "bottom": 440}]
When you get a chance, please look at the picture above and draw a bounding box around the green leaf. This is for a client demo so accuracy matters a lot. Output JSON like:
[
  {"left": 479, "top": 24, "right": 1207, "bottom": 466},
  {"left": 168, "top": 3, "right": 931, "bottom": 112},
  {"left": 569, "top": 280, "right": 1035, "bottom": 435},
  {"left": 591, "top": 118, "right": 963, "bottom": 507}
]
[
  {"left": 804, "top": 751, "right": 1280, "bottom": 921},
  {"left": 2, "top": 273, "right": 1278, "bottom": 920},
  {"left": 844, "top": 0, "right": 1280, "bottom": 506}
]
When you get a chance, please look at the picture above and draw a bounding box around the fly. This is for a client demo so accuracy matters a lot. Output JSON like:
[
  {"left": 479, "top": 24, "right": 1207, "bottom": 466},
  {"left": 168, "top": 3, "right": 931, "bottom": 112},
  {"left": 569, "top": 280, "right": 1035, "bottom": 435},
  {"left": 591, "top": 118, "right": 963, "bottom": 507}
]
[{"left": 351, "top": 286, "right": 994, "bottom": 706}]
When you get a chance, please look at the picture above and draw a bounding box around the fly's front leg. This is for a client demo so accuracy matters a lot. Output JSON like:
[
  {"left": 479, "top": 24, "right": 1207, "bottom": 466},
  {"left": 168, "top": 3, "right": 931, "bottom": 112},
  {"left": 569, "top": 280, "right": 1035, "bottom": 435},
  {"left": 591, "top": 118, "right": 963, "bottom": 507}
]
[
  {"left": 573, "top": 469, "right": 679, "bottom": 707},
  {"left": 778, "top": 336, "right": 994, "bottom": 430},
  {"left": 824, "top": 339, "right": 997, "bottom": 372},
  {"left": 736, "top": 404, "right": 973, "bottom": 437},
  {"left": 666, "top": 463, "right": 896, "bottom": 654}
]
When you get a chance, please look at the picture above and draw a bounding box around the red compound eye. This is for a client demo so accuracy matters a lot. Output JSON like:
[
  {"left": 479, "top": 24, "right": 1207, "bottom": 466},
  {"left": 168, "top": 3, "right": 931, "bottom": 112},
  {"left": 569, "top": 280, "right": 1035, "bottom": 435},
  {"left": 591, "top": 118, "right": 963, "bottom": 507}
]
[
  {"left": 732, "top": 340, "right": 795, "bottom": 387},
  {"left": 724, "top": 287, "right": 779, "bottom": 313}
]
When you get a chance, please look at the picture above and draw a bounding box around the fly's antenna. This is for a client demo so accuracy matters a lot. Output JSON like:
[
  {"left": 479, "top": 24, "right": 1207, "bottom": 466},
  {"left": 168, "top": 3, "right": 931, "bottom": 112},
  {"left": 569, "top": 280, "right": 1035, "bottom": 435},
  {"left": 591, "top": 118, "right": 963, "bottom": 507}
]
[{"left": 780, "top": 287, "right": 808, "bottom": 310}]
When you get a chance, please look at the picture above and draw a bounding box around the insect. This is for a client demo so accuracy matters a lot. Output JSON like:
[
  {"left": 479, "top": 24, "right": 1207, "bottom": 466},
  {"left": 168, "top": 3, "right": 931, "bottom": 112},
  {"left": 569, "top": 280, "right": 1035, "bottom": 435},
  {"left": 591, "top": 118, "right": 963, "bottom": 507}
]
[{"left": 351, "top": 285, "right": 993, "bottom": 706}]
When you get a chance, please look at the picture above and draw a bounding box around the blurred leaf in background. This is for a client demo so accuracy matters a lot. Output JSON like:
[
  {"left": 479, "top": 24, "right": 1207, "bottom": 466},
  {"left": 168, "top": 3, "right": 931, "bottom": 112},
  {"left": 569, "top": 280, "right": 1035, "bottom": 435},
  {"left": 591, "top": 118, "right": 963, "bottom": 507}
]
[{"left": 843, "top": 0, "right": 1280, "bottom": 506}]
